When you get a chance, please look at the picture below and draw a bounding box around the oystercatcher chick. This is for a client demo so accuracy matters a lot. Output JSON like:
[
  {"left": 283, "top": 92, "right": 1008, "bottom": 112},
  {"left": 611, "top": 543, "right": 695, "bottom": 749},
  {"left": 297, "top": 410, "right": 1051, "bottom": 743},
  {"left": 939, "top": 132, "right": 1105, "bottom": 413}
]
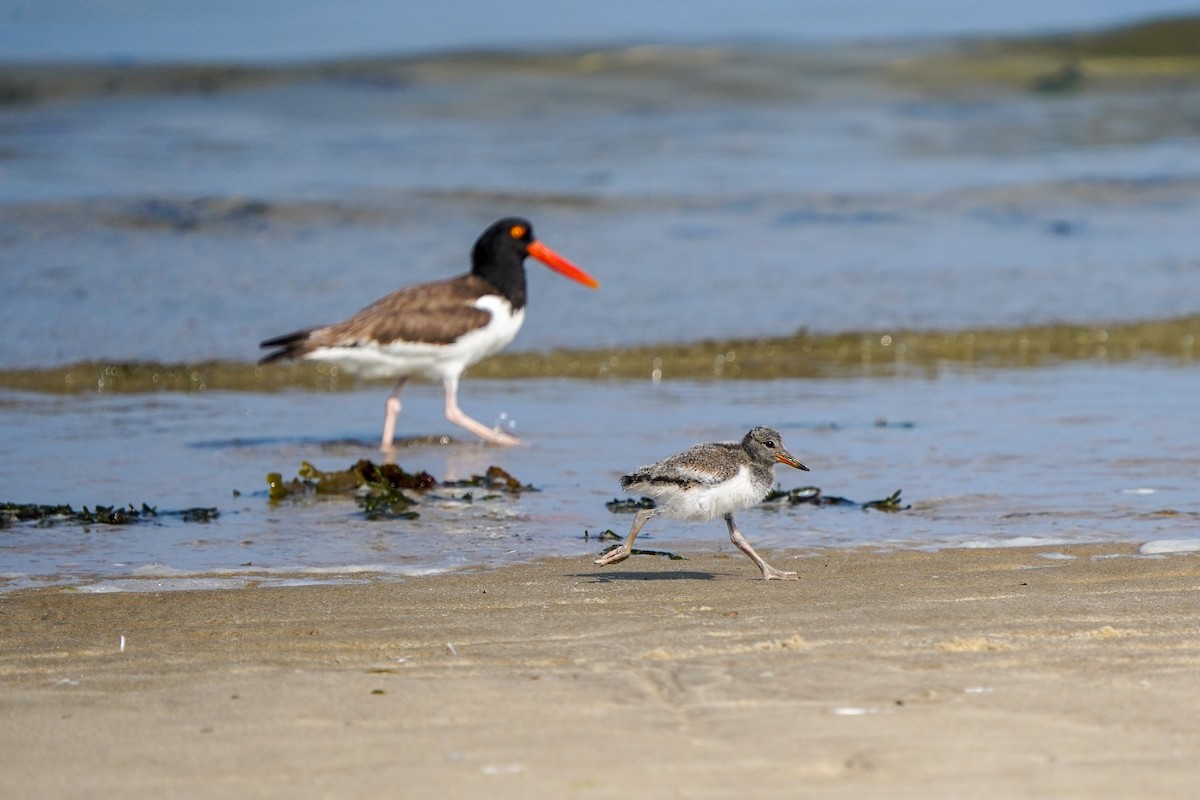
[
  {"left": 259, "top": 217, "right": 598, "bottom": 449},
  {"left": 596, "top": 426, "right": 809, "bottom": 580}
]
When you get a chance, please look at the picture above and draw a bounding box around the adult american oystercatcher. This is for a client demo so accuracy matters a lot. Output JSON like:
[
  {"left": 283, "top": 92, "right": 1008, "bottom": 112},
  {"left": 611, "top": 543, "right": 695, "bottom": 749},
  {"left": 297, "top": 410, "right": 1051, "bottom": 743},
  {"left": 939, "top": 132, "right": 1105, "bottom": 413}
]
[
  {"left": 259, "top": 217, "right": 598, "bottom": 449},
  {"left": 595, "top": 426, "right": 809, "bottom": 580}
]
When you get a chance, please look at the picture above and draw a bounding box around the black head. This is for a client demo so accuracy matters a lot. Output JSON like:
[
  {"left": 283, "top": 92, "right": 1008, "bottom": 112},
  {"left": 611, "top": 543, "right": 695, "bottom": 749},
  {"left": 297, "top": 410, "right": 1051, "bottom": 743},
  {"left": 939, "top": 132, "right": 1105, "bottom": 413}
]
[
  {"left": 472, "top": 217, "right": 535, "bottom": 271},
  {"left": 470, "top": 218, "right": 598, "bottom": 302},
  {"left": 743, "top": 426, "right": 809, "bottom": 471}
]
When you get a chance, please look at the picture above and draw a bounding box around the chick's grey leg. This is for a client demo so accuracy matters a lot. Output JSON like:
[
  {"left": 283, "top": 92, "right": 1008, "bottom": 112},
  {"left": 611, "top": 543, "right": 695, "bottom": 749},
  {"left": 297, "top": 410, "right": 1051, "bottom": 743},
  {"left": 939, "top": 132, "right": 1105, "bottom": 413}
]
[
  {"left": 595, "top": 507, "right": 657, "bottom": 566},
  {"left": 725, "top": 513, "right": 798, "bottom": 581}
]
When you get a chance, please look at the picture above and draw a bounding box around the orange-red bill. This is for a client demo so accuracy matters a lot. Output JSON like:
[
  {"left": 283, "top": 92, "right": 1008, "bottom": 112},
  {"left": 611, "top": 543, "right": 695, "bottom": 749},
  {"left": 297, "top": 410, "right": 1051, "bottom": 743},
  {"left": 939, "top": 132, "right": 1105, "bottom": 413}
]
[
  {"left": 776, "top": 451, "right": 810, "bottom": 471},
  {"left": 527, "top": 240, "right": 599, "bottom": 289}
]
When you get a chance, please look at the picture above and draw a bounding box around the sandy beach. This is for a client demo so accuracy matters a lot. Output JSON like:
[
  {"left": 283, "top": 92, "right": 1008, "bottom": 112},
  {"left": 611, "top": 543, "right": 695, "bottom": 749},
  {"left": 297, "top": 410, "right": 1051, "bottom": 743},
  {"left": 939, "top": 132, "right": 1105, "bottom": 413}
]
[
  {"left": 2, "top": 543, "right": 1198, "bottom": 798},
  {"left": 5, "top": 6, "right": 1200, "bottom": 797}
]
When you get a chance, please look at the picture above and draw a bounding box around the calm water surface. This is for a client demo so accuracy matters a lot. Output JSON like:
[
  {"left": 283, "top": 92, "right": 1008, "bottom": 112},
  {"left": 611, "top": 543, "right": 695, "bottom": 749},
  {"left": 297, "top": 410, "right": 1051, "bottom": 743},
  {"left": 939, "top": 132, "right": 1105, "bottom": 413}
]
[{"left": 1, "top": 361, "right": 1197, "bottom": 590}]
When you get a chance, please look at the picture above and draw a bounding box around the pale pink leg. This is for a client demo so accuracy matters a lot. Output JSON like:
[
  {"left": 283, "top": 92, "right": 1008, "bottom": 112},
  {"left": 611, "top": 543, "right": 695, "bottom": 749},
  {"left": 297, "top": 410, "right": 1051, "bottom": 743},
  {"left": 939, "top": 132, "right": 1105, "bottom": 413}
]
[
  {"left": 443, "top": 374, "right": 521, "bottom": 446},
  {"left": 380, "top": 377, "right": 408, "bottom": 452},
  {"left": 725, "top": 513, "right": 798, "bottom": 581},
  {"left": 595, "top": 508, "right": 657, "bottom": 566}
]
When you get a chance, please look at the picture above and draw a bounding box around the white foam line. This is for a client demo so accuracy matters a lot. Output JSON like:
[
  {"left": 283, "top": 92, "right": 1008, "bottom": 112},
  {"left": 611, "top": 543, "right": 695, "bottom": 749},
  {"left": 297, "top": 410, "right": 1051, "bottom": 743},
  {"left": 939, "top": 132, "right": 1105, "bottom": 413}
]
[{"left": 1140, "top": 539, "right": 1200, "bottom": 555}]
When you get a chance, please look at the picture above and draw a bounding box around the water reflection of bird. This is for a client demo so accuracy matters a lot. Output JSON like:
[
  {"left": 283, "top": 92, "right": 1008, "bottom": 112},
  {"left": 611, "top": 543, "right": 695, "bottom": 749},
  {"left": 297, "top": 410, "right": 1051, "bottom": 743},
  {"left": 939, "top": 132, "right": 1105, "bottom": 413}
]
[
  {"left": 260, "top": 218, "right": 598, "bottom": 450},
  {"left": 596, "top": 426, "right": 809, "bottom": 580}
]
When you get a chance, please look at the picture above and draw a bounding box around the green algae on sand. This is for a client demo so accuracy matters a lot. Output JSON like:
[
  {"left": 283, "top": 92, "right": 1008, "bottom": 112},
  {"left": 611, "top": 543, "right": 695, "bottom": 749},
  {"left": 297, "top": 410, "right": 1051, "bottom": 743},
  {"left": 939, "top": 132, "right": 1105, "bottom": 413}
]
[
  {"left": 2, "top": 316, "right": 1194, "bottom": 394},
  {"left": 886, "top": 14, "right": 1200, "bottom": 94}
]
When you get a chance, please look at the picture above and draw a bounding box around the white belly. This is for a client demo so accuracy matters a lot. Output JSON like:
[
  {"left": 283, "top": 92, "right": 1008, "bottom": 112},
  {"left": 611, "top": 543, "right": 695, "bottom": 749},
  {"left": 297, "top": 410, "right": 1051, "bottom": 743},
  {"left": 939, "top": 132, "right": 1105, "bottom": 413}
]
[
  {"left": 308, "top": 296, "right": 524, "bottom": 382},
  {"left": 639, "top": 466, "right": 767, "bottom": 522}
]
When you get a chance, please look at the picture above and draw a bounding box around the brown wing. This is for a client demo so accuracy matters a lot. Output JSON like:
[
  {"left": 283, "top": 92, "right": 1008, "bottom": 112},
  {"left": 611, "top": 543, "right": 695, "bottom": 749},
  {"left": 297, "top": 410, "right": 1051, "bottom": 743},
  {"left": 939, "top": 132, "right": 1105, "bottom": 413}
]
[
  {"left": 259, "top": 274, "right": 496, "bottom": 363},
  {"left": 620, "top": 443, "right": 743, "bottom": 490}
]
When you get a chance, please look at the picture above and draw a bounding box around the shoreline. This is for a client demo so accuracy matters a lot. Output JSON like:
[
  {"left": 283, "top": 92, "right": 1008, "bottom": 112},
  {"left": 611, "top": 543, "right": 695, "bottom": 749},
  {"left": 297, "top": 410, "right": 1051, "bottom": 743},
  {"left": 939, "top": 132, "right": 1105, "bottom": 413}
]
[
  {"left": 3, "top": 536, "right": 1199, "bottom": 596},
  {"left": 3, "top": 543, "right": 1198, "bottom": 797}
]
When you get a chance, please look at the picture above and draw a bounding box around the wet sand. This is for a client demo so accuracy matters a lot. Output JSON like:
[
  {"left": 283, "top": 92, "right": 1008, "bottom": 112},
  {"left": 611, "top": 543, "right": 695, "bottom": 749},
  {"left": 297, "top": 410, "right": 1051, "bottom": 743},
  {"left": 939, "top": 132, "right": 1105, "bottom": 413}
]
[{"left": 2, "top": 543, "right": 1198, "bottom": 798}]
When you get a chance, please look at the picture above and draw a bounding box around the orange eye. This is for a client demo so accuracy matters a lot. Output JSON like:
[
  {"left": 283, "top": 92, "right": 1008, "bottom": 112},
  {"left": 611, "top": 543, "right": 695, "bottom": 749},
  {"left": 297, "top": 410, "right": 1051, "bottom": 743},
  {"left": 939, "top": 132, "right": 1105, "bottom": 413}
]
[{"left": 509, "top": 224, "right": 527, "bottom": 239}]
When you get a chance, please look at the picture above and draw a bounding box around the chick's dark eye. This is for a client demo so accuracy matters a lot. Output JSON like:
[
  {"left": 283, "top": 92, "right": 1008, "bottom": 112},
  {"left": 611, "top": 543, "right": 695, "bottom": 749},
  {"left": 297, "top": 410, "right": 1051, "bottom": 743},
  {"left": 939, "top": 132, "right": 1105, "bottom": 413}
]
[{"left": 765, "top": 440, "right": 776, "bottom": 448}]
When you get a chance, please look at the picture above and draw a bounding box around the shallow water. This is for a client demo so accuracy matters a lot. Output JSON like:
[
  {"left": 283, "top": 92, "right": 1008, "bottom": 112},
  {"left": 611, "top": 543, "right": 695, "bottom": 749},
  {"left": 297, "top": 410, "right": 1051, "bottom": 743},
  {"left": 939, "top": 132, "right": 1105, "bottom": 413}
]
[
  {"left": 2, "top": 9, "right": 1200, "bottom": 590},
  {"left": 2, "top": 360, "right": 1197, "bottom": 591}
]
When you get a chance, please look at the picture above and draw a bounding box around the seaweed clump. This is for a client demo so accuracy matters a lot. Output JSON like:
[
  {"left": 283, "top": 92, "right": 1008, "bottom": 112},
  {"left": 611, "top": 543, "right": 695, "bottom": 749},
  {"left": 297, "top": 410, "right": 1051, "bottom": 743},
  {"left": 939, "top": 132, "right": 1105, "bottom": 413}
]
[
  {"left": 605, "top": 497, "right": 658, "bottom": 513},
  {"left": 0, "top": 502, "right": 219, "bottom": 528},
  {"left": 761, "top": 486, "right": 911, "bottom": 512},
  {"left": 266, "top": 459, "right": 434, "bottom": 520},
  {"left": 302, "top": 459, "right": 435, "bottom": 494},
  {"left": 441, "top": 465, "right": 538, "bottom": 496},
  {"left": 265, "top": 460, "right": 536, "bottom": 520},
  {"left": 586, "top": 530, "right": 683, "bottom": 561}
]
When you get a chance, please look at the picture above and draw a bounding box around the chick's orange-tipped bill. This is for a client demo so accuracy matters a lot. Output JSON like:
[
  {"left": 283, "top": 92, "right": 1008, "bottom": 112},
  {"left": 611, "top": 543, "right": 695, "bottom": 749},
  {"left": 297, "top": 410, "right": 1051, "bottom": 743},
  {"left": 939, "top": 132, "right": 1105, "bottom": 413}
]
[
  {"left": 527, "top": 240, "right": 599, "bottom": 289},
  {"left": 776, "top": 451, "right": 810, "bottom": 471}
]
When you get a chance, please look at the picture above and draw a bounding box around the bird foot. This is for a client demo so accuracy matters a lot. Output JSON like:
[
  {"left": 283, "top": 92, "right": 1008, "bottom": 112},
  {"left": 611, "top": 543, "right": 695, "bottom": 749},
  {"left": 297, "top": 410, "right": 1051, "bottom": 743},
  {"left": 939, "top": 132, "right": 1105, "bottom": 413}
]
[
  {"left": 594, "top": 545, "right": 631, "bottom": 566},
  {"left": 760, "top": 565, "right": 799, "bottom": 581},
  {"left": 483, "top": 429, "right": 523, "bottom": 447}
]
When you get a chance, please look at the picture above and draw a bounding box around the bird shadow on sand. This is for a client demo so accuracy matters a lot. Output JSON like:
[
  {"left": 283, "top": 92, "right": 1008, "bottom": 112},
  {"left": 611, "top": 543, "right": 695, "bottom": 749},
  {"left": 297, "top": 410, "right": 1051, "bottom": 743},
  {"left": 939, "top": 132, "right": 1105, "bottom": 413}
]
[{"left": 570, "top": 570, "right": 720, "bottom": 582}]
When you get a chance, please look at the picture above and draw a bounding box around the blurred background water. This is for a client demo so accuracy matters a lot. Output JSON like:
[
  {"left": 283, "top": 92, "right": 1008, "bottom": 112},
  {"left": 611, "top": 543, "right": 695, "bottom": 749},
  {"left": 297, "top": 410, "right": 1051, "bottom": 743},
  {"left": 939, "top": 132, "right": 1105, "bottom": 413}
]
[
  {"left": 3, "top": 1, "right": 1197, "bottom": 62},
  {"left": 1, "top": 1, "right": 1199, "bottom": 589}
]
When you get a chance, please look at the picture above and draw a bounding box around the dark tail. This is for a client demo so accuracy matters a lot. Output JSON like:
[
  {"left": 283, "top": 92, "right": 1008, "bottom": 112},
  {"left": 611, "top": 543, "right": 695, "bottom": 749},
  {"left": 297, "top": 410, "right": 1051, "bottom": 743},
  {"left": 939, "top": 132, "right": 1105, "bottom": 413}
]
[{"left": 258, "top": 329, "right": 314, "bottom": 365}]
